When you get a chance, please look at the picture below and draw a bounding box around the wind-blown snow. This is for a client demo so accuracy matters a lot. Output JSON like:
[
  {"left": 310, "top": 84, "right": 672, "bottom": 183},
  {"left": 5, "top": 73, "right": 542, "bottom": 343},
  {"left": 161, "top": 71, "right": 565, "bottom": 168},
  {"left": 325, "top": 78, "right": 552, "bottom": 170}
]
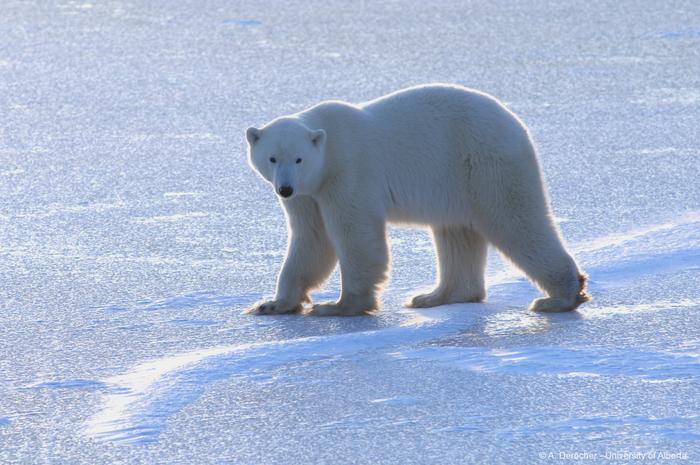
[
  {"left": 82, "top": 214, "right": 700, "bottom": 445},
  {"left": 1, "top": 0, "right": 699, "bottom": 464},
  {"left": 86, "top": 309, "right": 473, "bottom": 444}
]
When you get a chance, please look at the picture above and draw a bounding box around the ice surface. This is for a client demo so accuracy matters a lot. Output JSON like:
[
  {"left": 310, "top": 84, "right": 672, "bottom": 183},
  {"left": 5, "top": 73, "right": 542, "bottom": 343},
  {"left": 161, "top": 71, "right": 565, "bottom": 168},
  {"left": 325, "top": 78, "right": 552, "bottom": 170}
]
[{"left": 1, "top": 0, "right": 699, "bottom": 464}]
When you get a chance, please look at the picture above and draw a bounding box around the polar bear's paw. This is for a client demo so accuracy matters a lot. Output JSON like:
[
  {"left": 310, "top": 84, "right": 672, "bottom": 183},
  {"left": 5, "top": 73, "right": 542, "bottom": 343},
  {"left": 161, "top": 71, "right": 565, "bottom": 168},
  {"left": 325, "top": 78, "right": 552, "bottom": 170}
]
[
  {"left": 529, "top": 276, "right": 591, "bottom": 313},
  {"left": 528, "top": 294, "right": 588, "bottom": 313},
  {"left": 245, "top": 299, "right": 302, "bottom": 315},
  {"left": 409, "top": 291, "right": 446, "bottom": 308},
  {"left": 408, "top": 288, "right": 485, "bottom": 308},
  {"left": 307, "top": 301, "right": 375, "bottom": 317}
]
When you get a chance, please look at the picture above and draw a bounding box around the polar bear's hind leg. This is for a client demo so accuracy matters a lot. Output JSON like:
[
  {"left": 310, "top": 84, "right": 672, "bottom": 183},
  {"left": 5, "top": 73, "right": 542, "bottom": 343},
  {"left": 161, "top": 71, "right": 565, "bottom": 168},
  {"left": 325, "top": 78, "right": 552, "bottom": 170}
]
[{"left": 482, "top": 211, "right": 590, "bottom": 313}]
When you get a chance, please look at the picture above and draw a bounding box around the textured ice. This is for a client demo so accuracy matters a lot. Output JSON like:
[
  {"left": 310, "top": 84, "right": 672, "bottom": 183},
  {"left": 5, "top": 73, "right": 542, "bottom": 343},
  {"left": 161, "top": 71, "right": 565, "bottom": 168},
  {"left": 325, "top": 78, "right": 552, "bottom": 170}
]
[{"left": 1, "top": 0, "right": 699, "bottom": 464}]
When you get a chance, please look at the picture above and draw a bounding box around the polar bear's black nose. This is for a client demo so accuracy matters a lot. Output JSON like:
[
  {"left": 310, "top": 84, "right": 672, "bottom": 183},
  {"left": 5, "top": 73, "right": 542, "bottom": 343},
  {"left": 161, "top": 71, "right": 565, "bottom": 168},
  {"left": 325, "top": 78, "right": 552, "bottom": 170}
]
[{"left": 278, "top": 186, "right": 293, "bottom": 198}]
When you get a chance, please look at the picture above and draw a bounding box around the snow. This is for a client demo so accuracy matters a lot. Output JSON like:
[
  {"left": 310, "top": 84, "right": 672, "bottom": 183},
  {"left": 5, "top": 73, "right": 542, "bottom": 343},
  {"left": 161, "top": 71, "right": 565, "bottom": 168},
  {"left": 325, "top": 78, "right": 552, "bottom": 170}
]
[{"left": 1, "top": 0, "right": 699, "bottom": 463}]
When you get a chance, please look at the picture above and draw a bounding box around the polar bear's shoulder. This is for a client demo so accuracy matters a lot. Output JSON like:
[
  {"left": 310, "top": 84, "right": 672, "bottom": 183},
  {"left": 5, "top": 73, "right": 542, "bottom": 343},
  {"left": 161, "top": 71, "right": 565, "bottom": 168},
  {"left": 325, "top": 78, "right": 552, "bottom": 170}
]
[
  {"left": 297, "top": 99, "right": 365, "bottom": 130},
  {"left": 300, "top": 100, "right": 361, "bottom": 117}
]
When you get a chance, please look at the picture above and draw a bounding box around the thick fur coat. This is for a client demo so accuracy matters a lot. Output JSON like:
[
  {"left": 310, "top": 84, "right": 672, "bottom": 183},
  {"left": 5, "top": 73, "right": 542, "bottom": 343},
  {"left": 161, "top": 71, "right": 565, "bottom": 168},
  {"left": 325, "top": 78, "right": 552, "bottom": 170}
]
[{"left": 246, "top": 84, "right": 590, "bottom": 316}]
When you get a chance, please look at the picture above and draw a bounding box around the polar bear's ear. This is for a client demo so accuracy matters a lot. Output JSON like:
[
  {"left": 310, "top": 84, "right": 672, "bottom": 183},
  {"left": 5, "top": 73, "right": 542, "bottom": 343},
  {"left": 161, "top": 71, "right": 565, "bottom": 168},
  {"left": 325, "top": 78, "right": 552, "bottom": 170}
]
[
  {"left": 309, "top": 129, "right": 326, "bottom": 148},
  {"left": 246, "top": 127, "right": 262, "bottom": 146}
]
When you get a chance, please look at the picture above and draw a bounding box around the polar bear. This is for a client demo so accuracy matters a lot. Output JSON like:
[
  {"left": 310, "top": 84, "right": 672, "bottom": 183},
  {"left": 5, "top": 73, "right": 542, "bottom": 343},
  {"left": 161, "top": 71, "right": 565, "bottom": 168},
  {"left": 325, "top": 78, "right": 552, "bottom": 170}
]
[{"left": 245, "top": 84, "right": 590, "bottom": 316}]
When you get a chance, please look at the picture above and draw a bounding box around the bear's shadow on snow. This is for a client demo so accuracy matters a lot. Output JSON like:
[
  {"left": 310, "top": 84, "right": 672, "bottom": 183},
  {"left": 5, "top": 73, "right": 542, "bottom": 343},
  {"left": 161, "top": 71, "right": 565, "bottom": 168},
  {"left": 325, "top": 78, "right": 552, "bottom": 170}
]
[
  {"left": 96, "top": 282, "right": 587, "bottom": 343},
  {"left": 98, "top": 288, "right": 389, "bottom": 338},
  {"left": 253, "top": 307, "right": 389, "bottom": 339},
  {"left": 465, "top": 304, "right": 584, "bottom": 343}
]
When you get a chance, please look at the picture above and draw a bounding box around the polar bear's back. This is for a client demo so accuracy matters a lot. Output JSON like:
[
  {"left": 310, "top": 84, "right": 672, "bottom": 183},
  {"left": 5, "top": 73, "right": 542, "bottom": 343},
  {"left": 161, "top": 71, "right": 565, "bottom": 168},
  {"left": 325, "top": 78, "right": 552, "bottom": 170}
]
[
  {"left": 363, "top": 84, "right": 530, "bottom": 154},
  {"left": 358, "top": 85, "right": 541, "bottom": 224}
]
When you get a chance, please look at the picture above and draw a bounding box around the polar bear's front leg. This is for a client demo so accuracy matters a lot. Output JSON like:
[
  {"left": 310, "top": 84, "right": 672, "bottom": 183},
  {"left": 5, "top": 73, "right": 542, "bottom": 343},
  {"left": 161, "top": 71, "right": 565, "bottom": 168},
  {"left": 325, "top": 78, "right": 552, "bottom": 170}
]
[
  {"left": 247, "top": 197, "right": 337, "bottom": 315},
  {"left": 410, "top": 226, "right": 487, "bottom": 307},
  {"left": 309, "top": 208, "right": 389, "bottom": 316}
]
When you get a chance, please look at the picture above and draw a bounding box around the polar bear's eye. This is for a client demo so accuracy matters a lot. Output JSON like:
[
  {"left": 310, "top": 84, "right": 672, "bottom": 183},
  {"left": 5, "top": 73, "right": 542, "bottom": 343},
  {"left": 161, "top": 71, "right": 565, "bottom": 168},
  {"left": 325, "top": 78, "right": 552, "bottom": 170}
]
[
  {"left": 296, "top": 158, "right": 302, "bottom": 164},
  {"left": 269, "top": 157, "right": 277, "bottom": 163}
]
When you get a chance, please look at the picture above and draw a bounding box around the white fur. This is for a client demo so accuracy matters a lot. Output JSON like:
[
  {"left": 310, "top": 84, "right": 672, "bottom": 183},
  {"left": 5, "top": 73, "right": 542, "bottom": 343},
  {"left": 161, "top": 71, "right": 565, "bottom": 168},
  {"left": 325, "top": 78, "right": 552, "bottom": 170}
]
[{"left": 245, "top": 84, "right": 590, "bottom": 316}]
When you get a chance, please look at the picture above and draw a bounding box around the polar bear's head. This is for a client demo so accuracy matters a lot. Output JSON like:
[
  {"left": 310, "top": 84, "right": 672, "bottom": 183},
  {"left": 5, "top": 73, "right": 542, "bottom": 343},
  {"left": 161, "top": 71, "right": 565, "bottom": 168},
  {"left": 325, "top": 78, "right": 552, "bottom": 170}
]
[{"left": 246, "top": 119, "right": 327, "bottom": 199}]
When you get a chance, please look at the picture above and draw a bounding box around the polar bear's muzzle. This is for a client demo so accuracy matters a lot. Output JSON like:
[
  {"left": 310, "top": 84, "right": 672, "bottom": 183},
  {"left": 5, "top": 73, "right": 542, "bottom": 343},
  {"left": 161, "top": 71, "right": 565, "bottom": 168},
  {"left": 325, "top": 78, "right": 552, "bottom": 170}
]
[{"left": 278, "top": 185, "right": 294, "bottom": 198}]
